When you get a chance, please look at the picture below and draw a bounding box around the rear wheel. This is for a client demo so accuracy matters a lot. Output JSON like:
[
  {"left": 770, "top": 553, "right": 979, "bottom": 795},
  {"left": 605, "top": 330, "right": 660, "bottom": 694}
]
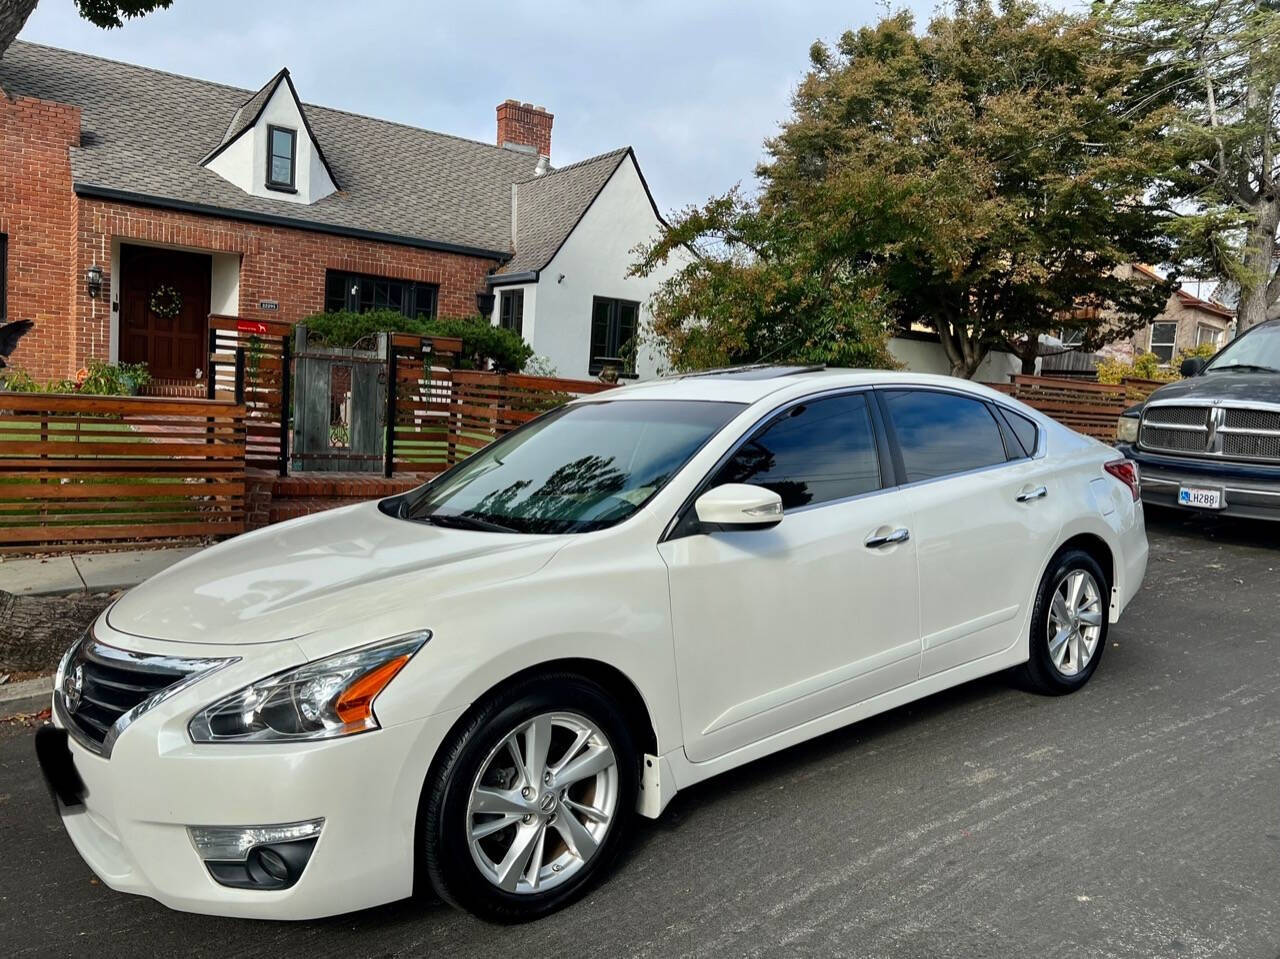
[
  {"left": 420, "top": 674, "right": 637, "bottom": 922},
  {"left": 1019, "top": 548, "right": 1109, "bottom": 695}
]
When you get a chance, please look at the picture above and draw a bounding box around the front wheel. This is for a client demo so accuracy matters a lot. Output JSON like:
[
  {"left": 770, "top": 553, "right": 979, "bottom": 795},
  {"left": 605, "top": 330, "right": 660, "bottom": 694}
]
[
  {"left": 420, "top": 674, "right": 638, "bottom": 922},
  {"left": 1019, "top": 548, "right": 1109, "bottom": 695}
]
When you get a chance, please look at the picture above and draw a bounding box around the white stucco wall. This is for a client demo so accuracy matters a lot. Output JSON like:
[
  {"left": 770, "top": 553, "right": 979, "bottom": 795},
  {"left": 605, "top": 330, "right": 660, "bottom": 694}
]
[
  {"left": 211, "top": 253, "right": 241, "bottom": 315},
  {"left": 888, "top": 335, "right": 1027, "bottom": 383},
  {"left": 205, "top": 79, "right": 336, "bottom": 205},
  {"left": 503, "top": 155, "right": 689, "bottom": 380}
]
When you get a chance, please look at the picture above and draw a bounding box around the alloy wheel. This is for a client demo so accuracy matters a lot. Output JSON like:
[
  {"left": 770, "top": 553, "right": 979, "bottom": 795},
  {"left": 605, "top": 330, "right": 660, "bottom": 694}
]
[
  {"left": 465, "top": 711, "right": 619, "bottom": 894},
  {"left": 1046, "top": 569, "right": 1103, "bottom": 678}
]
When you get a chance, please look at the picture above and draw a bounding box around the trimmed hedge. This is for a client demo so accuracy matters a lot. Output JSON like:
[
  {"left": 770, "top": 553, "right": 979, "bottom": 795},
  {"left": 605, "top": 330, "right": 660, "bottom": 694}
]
[{"left": 299, "top": 310, "right": 534, "bottom": 372}]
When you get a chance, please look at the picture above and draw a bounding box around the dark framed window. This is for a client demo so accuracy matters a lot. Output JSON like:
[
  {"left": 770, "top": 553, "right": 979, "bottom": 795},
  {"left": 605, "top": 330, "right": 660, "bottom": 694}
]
[
  {"left": 267, "top": 125, "right": 297, "bottom": 191},
  {"left": 589, "top": 297, "right": 640, "bottom": 376},
  {"left": 710, "top": 393, "right": 883, "bottom": 510},
  {"left": 324, "top": 270, "right": 439, "bottom": 320},
  {"left": 0, "top": 233, "right": 7, "bottom": 320},
  {"left": 499, "top": 289, "right": 524, "bottom": 336},
  {"left": 882, "top": 389, "right": 1009, "bottom": 483}
]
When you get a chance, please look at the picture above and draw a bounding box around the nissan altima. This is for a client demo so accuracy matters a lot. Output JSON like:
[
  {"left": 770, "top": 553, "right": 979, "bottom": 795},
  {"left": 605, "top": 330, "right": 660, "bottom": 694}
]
[{"left": 36, "top": 366, "right": 1148, "bottom": 922}]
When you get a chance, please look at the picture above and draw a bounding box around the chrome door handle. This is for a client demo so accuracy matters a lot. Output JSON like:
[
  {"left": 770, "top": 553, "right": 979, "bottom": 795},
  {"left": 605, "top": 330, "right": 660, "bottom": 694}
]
[
  {"left": 865, "top": 528, "right": 910, "bottom": 549},
  {"left": 1016, "top": 485, "right": 1048, "bottom": 503}
]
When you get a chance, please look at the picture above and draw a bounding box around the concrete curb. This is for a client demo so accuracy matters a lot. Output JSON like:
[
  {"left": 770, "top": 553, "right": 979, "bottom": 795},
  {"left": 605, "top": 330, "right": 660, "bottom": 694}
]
[{"left": 0, "top": 675, "right": 52, "bottom": 718}]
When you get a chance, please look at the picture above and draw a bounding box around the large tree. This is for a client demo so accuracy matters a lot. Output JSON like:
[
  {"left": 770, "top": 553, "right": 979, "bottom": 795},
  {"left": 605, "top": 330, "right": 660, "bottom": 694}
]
[
  {"left": 636, "top": 0, "right": 1177, "bottom": 377},
  {"left": 1104, "top": 0, "right": 1280, "bottom": 331},
  {"left": 1, "top": 1, "right": 172, "bottom": 59}
]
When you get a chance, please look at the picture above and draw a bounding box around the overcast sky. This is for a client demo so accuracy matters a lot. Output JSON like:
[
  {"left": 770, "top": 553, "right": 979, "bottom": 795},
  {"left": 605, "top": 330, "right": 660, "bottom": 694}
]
[{"left": 18, "top": 0, "right": 941, "bottom": 214}]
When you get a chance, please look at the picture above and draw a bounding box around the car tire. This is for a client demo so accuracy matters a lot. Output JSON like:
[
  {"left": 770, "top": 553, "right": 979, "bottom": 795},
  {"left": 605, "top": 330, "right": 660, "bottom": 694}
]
[
  {"left": 419, "top": 672, "right": 638, "bottom": 922},
  {"left": 1018, "top": 548, "right": 1110, "bottom": 695}
]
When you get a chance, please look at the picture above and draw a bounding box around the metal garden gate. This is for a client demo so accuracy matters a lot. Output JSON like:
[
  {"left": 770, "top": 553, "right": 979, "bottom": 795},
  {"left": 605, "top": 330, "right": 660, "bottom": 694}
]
[{"left": 290, "top": 326, "right": 389, "bottom": 472}]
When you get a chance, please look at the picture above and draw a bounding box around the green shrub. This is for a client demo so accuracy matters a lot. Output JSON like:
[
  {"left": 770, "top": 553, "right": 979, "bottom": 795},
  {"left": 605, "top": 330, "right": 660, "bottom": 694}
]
[
  {"left": 1096, "top": 342, "right": 1218, "bottom": 385},
  {"left": 0, "top": 359, "right": 150, "bottom": 395},
  {"left": 299, "top": 310, "right": 533, "bottom": 372}
]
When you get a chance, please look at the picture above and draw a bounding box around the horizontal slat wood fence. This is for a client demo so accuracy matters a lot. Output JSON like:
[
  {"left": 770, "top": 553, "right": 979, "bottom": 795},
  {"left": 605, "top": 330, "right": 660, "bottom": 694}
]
[
  {"left": 989, "top": 375, "right": 1127, "bottom": 441},
  {"left": 0, "top": 392, "right": 246, "bottom": 551},
  {"left": 389, "top": 364, "right": 615, "bottom": 474},
  {"left": 208, "top": 315, "right": 291, "bottom": 473}
]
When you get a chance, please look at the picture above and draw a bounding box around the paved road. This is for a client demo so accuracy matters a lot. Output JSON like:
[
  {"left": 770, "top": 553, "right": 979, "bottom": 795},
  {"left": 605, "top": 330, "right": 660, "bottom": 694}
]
[{"left": 1, "top": 514, "right": 1277, "bottom": 958}]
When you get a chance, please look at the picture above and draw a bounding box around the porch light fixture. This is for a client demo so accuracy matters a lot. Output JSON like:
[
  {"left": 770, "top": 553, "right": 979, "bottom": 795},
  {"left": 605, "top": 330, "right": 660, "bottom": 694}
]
[
  {"left": 86, "top": 265, "right": 104, "bottom": 299},
  {"left": 475, "top": 290, "right": 496, "bottom": 316}
]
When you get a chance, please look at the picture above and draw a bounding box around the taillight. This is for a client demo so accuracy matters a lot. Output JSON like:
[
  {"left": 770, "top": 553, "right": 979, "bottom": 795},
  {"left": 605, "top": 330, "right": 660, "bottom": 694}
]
[{"left": 1104, "top": 459, "right": 1140, "bottom": 501}]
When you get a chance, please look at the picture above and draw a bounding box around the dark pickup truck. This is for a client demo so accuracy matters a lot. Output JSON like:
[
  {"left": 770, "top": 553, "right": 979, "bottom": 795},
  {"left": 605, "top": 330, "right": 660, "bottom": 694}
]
[{"left": 1116, "top": 317, "right": 1280, "bottom": 521}]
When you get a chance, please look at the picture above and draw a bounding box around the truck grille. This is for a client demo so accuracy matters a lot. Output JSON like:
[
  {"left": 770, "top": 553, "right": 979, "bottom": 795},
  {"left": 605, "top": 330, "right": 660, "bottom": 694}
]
[
  {"left": 57, "top": 635, "right": 231, "bottom": 757},
  {"left": 1139, "top": 404, "right": 1280, "bottom": 463}
]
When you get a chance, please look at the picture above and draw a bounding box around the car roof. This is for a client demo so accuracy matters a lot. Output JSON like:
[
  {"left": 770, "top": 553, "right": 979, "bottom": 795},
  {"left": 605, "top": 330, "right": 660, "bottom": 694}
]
[{"left": 576, "top": 367, "right": 1014, "bottom": 406}]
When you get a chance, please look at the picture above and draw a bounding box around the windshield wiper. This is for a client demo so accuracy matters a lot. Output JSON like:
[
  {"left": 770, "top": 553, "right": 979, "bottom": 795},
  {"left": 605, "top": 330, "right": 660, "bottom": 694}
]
[
  {"left": 417, "top": 512, "right": 516, "bottom": 533},
  {"left": 1208, "top": 363, "right": 1280, "bottom": 374}
]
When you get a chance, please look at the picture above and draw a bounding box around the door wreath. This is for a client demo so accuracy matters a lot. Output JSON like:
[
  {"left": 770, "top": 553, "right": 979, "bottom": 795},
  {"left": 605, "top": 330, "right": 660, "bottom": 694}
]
[{"left": 149, "top": 284, "right": 183, "bottom": 319}]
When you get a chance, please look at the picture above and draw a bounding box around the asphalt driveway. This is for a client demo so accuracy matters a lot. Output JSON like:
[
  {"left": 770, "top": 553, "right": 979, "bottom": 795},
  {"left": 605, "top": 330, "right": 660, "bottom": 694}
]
[{"left": 1, "top": 512, "right": 1277, "bottom": 958}]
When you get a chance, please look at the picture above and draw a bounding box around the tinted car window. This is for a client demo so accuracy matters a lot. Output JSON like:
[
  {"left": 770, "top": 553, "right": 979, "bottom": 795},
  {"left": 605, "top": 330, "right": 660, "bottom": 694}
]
[
  {"left": 998, "top": 407, "right": 1039, "bottom": 457},
  {"left": 401, "top": 400, "right": 742, "bottom": 534},
  {"left": 884, "top": 390, "right": 1009, "bottom": 482},
  {"left": 711, "top": 393, "right": 881, "bottom": 509}
]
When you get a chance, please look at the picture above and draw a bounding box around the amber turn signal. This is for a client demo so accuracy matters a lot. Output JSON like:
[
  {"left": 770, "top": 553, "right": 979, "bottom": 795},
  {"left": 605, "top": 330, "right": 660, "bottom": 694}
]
[{"left": 334, "top": 655, "right": 411, "bottom": 724}]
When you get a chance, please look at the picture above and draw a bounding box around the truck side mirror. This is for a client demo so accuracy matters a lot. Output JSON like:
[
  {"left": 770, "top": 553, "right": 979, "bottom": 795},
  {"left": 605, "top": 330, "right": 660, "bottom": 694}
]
[{"left": 1180, "top": 357, "right": 1207, "bottom": 378}]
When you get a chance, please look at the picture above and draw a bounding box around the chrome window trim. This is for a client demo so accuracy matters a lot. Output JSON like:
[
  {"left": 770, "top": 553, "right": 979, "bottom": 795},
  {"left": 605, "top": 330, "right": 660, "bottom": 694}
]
[{"left": 55, "top": 634, "right": 238, "bottom": 759}]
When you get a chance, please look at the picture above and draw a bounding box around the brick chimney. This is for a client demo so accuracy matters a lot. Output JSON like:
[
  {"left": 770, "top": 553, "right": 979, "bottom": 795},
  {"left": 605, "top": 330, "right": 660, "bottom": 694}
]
[{"left": 496, "top": 99, "right": 553, "bottom": 159}]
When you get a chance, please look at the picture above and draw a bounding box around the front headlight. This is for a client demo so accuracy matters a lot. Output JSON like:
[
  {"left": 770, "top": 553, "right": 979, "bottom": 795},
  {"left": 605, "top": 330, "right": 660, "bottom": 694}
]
[
  {"left": 188, "top": 631, "right": 430, "bottom": 744},
  {"left": 1116, "top": 415, "right": 1139, "bottom": 444}
]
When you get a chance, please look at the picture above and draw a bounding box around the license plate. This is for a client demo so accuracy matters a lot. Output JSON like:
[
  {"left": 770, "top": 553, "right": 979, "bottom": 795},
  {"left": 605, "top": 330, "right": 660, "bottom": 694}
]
[{"left": 1178, "top": 486, "right": 1224, "bottom": 510}]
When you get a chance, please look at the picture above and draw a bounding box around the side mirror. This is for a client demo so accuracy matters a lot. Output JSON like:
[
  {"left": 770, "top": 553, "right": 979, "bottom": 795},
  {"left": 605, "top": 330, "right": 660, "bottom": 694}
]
[
  {"left": 1180, "top": 356, "right": 1207, "bottom": 378},
  {"left": 694, "top": 483, "right": 783, "bottom": 531}
]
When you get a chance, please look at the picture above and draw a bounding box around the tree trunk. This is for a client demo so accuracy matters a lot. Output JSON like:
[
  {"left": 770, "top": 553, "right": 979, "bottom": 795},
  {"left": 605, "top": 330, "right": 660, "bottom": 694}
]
[
  {"left": 0, "top": 0, "right": 39, "bottom": 62},
  {"left": 935, "top": 317, "right": 990, "bottom": 379},
  {"left": 1238, "top": 197, "right": 1279, "bottom": 331}
]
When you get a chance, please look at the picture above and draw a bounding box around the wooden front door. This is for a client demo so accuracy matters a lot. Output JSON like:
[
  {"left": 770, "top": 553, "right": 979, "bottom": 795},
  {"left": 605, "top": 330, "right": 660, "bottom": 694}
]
[{"left": 118, "top": 244, "right": 212, "bottom": 380}]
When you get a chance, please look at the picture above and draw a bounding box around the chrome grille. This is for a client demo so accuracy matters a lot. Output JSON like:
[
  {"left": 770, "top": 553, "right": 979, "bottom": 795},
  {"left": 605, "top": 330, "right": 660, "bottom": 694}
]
[
  {"left": 1140, "top": 425, "right": 1206, "bottom": 453},
  {"left": 1144, "top": 406, "right": 1209, "bottom": 427},
  {"left": 1139, "top": 405, "right": 1208, "bottom": 455},
  {"left": 1223, "top": 432, "right": 1280, "bottom": 459},
  {"left": 1224, "top": 408, "right": 1280, "bottom": 433},
  {"left": 1140, "top": 403, "right": 1280, "bottom": 463},
  {"left": 56, "top": 636, "right": 230, "bottom": 757}
]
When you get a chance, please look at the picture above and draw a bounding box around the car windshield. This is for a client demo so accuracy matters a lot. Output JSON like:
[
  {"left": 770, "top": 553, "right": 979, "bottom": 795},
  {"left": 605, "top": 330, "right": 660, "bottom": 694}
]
[
  {"left": 399, "top": 399, "right": 744, "bottom": 534},
  {"left": 1205, "top": 323, "right": 1280, "bottom": 374}
]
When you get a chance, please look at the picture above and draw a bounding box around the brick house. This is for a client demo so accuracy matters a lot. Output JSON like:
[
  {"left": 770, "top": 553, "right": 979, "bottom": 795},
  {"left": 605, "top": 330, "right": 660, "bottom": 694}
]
[
  {"left": 1044, "top": 263, "right": 1236, "bottom": 375},
  {"left": 0, "top": 41, "right": 681, "bottom": 385}
]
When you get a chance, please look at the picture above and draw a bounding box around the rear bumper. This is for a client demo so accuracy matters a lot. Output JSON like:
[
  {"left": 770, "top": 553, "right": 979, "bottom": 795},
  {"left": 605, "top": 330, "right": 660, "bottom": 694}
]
[{"left": 1119, "top": 444, "right": 1280, "bottom": 521}]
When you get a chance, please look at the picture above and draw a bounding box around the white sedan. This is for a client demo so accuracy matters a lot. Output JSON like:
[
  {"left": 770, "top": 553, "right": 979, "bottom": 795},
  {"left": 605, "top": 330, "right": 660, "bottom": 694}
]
[{"left": 36, "top": 367, "right": 1147, "bottom": 922}]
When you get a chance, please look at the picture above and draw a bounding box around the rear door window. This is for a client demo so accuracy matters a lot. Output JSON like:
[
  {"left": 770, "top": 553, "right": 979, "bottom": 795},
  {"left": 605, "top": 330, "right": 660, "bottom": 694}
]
[{"left": 882, "top": 390, "right": 1010, "bottom": 483}]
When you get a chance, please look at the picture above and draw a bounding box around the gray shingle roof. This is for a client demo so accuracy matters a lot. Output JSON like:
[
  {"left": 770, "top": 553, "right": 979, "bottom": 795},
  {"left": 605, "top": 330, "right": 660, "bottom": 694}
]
[
  {"left": 210, "top": 68, "right": 285, "bottom": 156},
  {"left": 0, "top": 41, "right": 633, "bottom": 261},
  {"left": 500, "top": 148, "right": 631, "bottom": 277}
]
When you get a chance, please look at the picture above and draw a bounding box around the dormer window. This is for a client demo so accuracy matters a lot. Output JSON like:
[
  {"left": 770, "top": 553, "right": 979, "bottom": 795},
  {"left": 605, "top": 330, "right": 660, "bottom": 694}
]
[{"left": 267, "top": 125, "right": 297, "bottom": 191}]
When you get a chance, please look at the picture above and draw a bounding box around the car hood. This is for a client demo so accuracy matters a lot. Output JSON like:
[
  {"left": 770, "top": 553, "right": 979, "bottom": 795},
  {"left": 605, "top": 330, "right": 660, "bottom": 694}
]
[
  {"left": 107, "top": 502, "right": 568, "bottom": 645},
  {"left": 1146, "top": 372, "right": 1280, "bottom": 406}
]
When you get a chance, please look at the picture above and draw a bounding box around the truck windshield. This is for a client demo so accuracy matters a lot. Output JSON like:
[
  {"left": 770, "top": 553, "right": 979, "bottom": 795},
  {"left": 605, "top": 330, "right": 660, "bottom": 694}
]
[
  {"left": 399, "top": 399, "right": 744, "bottom": 534},
  {"left": 1205, "top": 323, "right": 1280, "bottom": 374}
]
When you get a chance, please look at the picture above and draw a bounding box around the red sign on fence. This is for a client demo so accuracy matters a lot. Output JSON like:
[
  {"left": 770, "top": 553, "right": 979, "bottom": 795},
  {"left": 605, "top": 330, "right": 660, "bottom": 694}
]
[{"left": 237, "top": 320, "right": 270, "bottom": 335}]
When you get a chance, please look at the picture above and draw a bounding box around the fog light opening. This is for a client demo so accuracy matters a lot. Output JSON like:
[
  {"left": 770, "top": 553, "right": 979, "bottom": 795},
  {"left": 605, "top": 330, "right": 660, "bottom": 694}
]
[{"left": 189, "top": 819, "right": 323, "bottom": 891}]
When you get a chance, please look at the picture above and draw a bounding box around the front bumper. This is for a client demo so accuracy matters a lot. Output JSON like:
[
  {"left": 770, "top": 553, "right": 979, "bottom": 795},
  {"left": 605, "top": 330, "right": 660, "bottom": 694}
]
[
  {"left": 1119, "top": 444, "right": 1280, "bottom": 521},
  {"left": 42, "top": 637, "right": 466, "bottom": 920}
]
